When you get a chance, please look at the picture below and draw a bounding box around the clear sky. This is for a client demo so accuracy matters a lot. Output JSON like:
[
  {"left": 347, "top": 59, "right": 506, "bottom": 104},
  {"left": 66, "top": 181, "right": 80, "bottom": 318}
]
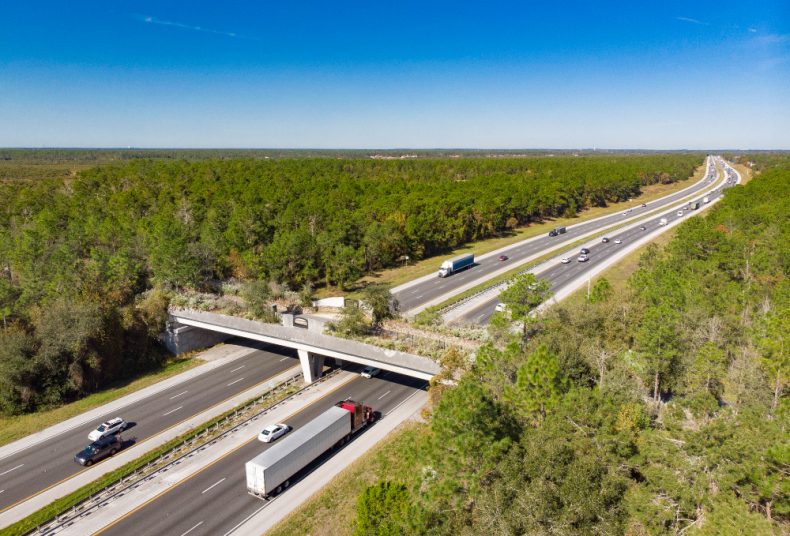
[{"left": 1, "top": 1, "right": 788, "bottom": 149}]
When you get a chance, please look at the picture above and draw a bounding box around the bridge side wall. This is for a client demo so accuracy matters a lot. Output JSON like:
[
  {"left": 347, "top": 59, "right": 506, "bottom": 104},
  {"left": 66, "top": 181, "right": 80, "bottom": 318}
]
[{"left": 162, "top": 323, "right": 232, "bottom": 355}]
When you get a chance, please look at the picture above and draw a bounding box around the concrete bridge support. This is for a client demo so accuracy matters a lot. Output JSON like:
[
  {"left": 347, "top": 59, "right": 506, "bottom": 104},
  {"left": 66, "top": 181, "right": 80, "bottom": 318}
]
[{"left": 298, "top": 349, "right": 325, "bottom": 384}]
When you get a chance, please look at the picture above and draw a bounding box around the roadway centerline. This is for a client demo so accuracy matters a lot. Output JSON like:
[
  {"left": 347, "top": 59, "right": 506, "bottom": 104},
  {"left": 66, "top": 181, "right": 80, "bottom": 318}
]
[
  {"left": 162, "top": 406, "right": 183, "bottom": 417},
  {"left": 230, "top": 365, "right": 246, "bottom": 373},
  {"left": 227, "top": 377, "right": 245, "bottom": 387},
  {"left": 169, "top": 391, "right": 188, "bottom": 400},
  {"left": 201, "top": 478, "right": 226, "bottom": 495},
  {"left": 0, "top": 464, "right": 23, "bottom": 477}
]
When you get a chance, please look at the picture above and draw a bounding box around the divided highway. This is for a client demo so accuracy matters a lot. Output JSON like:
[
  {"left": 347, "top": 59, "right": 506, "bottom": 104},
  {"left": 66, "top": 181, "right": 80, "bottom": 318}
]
[
  {"left": 0, "top": 341, "right": 299, "bottom": 513},
  {"left": 394, "top": 157, "right": 718, "bottom": 313},
  {"left": 95, "top": 372, "right": 426, "bottom": 536},
  {"left": 457, "top": 158, "right": 739, "bottom": 324}
]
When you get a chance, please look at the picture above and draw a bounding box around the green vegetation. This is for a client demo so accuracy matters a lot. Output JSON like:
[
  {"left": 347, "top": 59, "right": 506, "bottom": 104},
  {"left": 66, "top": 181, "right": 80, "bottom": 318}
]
[
  {"left": 0, "top": 354, "right": 197, "bottom": 447},
  {"left": 345, "top": 161, "right": 789, "bottom": 534},
  {"left": 0, "top": 153, "right": 698, "bottom": 415},
  {"left": 1, "top": 375, "right": 302, "bottom": 536}
]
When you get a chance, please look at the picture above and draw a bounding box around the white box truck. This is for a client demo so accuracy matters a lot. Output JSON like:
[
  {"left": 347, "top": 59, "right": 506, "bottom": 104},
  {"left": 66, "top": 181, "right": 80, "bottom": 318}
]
[
  {"left": 246, "top": 400, "right": 374, "bottom": 498},
  {"left": 659, "top": 217, "right": 668, "bottom": 226}
]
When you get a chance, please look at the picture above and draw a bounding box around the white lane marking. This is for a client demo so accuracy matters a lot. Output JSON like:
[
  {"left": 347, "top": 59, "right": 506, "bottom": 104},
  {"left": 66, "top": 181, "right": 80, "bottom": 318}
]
[
  {"left": 201, "top": 477, "right": 226, "bottom": 494},
  {"left": 170, "top": 390, "right": 188, "bottom": 400},
  {"left": 279, "top": 357, "right": 289, "bottom": 362},
  {"left": 0, "top": 464, "right": 24, "bottom": 476},
  {"left": 0, "top": 489, "right": 5, "bottom": 494},
  {"left": 415, "top": 294, "right": 424, "bottom": 299},
  {"left": 230, "top": 365, "right": 246, "bottom": 373},
  {"left": 227, "top": 377, "right": 245, "bottom": 387},
  {"left": 162, "top": 406, "right": 183, "bottom": 417},
  {"left": 181, "top": 521, "right": 204, "bottom": 536},
  {"left": 377, "top": 390, "right": 391, "bottom": 400},
  {"left": 385, "top": 386, "right": 426, "bottom": 416}
]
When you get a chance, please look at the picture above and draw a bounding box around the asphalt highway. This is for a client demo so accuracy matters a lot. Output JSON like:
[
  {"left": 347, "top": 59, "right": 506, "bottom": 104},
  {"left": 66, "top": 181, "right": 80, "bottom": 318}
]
[
  {"left": 459, "top": 158, "right": 738, "bottom": 324},
  {"left": 99, "top": 371, "right": 427, "bottom": 536},
  {"left": 394, "top": 157, "right": 718, "bottom": 313},
  {"left": 0, "top": 340, "right": 299, "bottom": 512}
]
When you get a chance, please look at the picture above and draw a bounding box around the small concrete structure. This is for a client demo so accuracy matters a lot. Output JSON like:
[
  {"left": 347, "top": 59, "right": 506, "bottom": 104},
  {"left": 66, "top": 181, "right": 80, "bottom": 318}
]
[
  {"left": 167, "top": 308, "right": 440, "bottom": 383},
  {"left": 162, "top": 322, "right": 231, "bottom": 354}
]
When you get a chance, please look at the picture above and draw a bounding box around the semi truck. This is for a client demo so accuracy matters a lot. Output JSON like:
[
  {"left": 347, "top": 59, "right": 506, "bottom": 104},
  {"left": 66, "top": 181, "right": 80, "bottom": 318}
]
[
  {"left": 246, "top": 399, "right": 375, "bottom": 499},
  {"left": 438, "top": 253, "right": 474, "bottom": 278}
]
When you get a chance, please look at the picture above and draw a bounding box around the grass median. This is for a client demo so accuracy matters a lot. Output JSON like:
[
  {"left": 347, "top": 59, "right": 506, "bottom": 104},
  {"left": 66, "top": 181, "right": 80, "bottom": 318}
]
[
  {"left": 315, "top": 164, "right": 707, "bottom": 298},
  {"left": 0, "top": 376, "right": 302, "bottom": 536}
]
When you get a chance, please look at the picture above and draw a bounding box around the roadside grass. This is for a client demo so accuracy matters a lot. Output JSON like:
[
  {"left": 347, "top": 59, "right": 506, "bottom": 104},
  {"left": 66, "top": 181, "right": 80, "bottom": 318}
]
[
  {"left": 0, "top": 355, "right": 200, "bottom": 448},
  {"left": 315, "top": 164, "right": 706, "bottom": 298},
  {"left": 732, "top": 163, "right": 753, "bottom": 185},
  {"left": 1, "top": 376, "right": 303, "bottom": 536},
  {"left": 567, "top": 228, "right": 678, "bottom": 304},
  {"left": 268, "top": 421, "right": 428, "bottom": 536}
]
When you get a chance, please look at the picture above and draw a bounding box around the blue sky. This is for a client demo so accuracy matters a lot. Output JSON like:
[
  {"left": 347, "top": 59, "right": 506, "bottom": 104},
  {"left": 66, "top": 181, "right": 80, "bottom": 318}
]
[{"left": 0, "top": 1, "right": 788, "bottom": 149}]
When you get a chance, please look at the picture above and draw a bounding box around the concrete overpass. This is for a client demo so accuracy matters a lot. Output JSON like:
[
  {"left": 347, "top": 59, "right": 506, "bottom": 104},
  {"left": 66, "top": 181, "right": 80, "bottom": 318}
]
[{"left": 166, "top": 309, "right": 440, "bottom": 383}]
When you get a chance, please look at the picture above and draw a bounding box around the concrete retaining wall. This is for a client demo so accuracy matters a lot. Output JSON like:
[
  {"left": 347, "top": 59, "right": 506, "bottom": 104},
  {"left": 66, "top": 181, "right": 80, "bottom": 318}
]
[{"left": 162, "top": 322, "right": 231, "bottom": 354}]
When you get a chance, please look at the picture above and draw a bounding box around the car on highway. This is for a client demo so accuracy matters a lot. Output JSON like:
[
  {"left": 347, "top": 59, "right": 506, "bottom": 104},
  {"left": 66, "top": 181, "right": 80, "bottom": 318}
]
[
  {"left": 494, "top": 303, "right": 507, "bottom": 313},
  {"left": 74, "top": 435, "right": 121, "bottom": 466},
  {"left": 580, "top": 248, "right": 590, "bottom": 255},
  {"left": 614, "top": 238, "right": 622, "bottom": 244},
  {"left": 601, "top": 237, "right": 609, "bottom": 243},
  {"left": 88, "top": 417, "right": 126, "bottom": 441},
  {"left": 360, "top": 366, "right": 381, "bottom": 379},
  {"left": 577, "top": 254, "right": 589, "bottom": 262},
  {"left": 641, "top": 203, "right": 647, "bottom": 207},
  {"left": 258, "top": 423, "right": 290, "bottom": 443},
  {"left": 639, "top": 225, "right": 646, "bottom": 231},
  {"left": 676, "top": 210, "right": 684, "bottom": 217},
  {"left": 561, "top": 256, "right": 571, "bottom": 264},
  {"left": 498, "top": 255, "right": 509, "bottom": 261},
  {"left": 622, "top": 211, "right": 628, "bottom": 216}
]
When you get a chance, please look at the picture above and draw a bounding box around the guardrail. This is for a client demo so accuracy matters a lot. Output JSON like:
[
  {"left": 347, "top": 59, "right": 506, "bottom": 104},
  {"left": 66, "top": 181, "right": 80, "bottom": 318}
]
[{"left": 26, "top": 369, "right": 341, "bottom": 535}]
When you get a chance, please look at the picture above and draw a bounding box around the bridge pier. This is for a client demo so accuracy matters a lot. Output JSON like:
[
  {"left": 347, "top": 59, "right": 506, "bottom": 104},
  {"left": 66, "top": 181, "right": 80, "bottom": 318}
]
[{"left": 298, "top": 349, "right": 325, "bottom": 384}]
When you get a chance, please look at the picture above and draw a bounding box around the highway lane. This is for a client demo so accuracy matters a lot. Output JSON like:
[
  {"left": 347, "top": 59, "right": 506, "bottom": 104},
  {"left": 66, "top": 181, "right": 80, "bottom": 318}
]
[
  {"left": 99, "top": 371, "right": 426, "bottom": 536},
  {"left": 394, "top": 156, "right": 718, "bottom": 312},
  {"left": 459, "top": 158, "right": 738, "bottom": 324},
  {"left": 0, "top": 340, "right": 299, "bottom": 512}
]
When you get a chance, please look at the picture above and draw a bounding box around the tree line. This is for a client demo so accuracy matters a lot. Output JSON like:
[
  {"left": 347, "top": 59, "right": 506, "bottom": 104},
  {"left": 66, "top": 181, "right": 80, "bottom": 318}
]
[
  {"left": 354, "top": 160, "right": 789, "bottom": 534},
  {"left": 0, "top": 154, "right": 698, "bottom": 415}
]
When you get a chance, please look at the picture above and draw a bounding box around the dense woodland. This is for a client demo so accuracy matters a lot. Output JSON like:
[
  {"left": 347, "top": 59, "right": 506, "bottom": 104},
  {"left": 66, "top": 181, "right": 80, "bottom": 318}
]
[
  {"left": 0, "top": 154, "right": 698, "bottom": 414},
  {"left": 353, "top": 159, "right": 789, "bottom": 535}
]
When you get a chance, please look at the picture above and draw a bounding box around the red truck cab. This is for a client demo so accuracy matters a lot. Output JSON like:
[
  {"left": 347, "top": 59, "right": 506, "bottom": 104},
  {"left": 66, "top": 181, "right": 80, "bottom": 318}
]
[{"left": 336, "top": 399, "right": 375, "bottom": 431}]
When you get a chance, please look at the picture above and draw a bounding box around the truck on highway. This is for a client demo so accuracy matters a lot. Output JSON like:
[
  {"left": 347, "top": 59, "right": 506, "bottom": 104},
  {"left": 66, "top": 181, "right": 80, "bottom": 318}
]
[
  {"left": 690, "top": 201, "right": 700, "bottom": 210},
  {"left": 703, "top": 196, "right": 710, "bottom": 203},
  {"left": 659, "top": 217, "right": 668, "bottom": 226},
  {"left": 438, "top": 253, "right": 474, "bottom": 278},
  {"left": 246, "top": 399, "right": 375, "bottom": 499}
]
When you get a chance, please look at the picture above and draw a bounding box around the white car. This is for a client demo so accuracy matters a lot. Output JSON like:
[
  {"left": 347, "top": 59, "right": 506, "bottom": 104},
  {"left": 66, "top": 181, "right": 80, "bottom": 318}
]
[
  {"left": 88, "top": 417, "right": 126, "bottom": 441},
  {"left": 258, "top": 423, "right": 290, "bottom": 443},
  {"left": 614, "top": 238, "right": 622, "bottom": 244},
  {"left": 495, "top": 302, "right": 507, "bottom": 313},
  {"left": 561, "top": 256, "right": 571, "bottom": 264},
  {"left": 360, "top": 366, "right": 380, "bottom": 379},
  {"left": 577, "top": 254, "right": 589, "bottom": 262},
  {"left": 677, "top": 210, "right": 684, "bottom": 216}
]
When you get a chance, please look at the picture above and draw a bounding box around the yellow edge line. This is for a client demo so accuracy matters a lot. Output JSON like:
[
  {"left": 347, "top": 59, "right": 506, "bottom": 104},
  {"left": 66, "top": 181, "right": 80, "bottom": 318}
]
[
  {"left": 0, "top": 363, "right": 301, "bottom": 516},
  {"left": 94, "top": 372, "right": 358, "bottom": 535}
]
